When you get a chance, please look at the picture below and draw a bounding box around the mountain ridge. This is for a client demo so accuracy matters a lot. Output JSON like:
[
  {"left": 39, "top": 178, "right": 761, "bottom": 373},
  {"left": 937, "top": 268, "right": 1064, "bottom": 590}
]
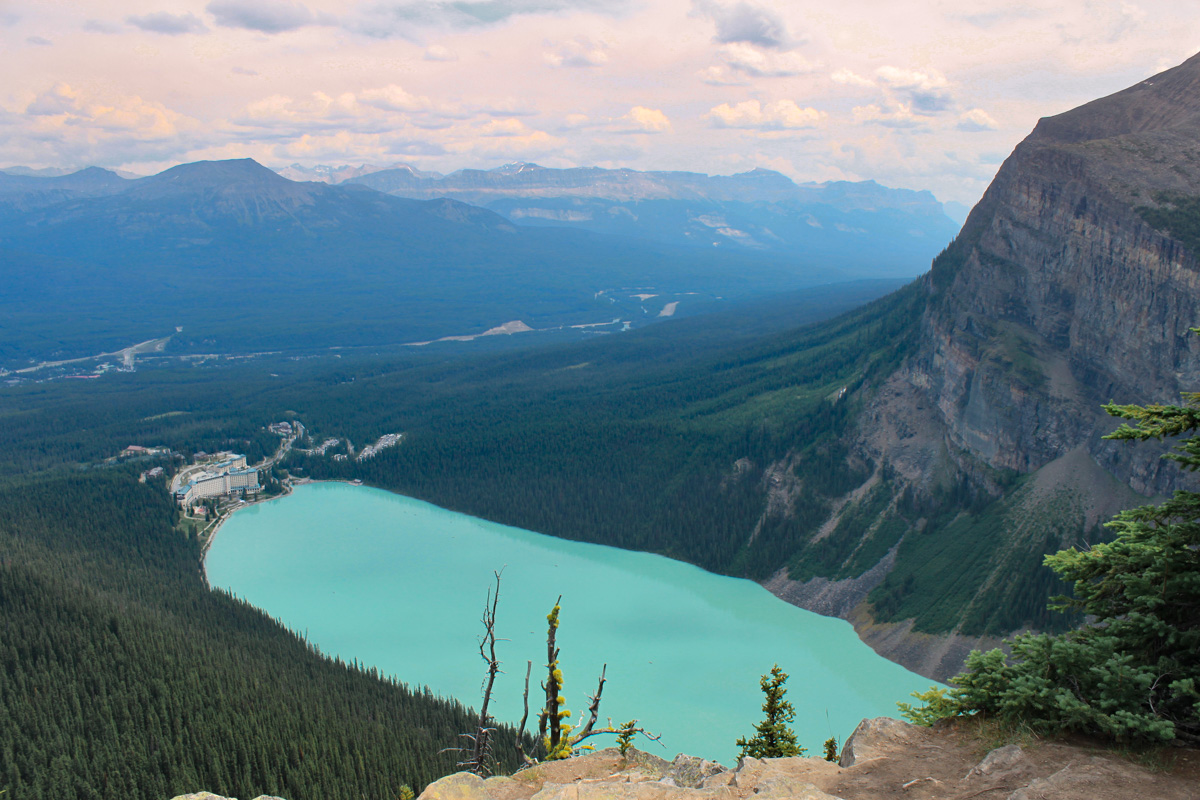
[
  {"left": 345, "top": 162, "right": 958, "bottom": 277},
  {"left": 0, "top": 157, "right": 860, "bottom": 366},
  {"left": 762, "top": 51, "right": 1200, "bottom": 678}
]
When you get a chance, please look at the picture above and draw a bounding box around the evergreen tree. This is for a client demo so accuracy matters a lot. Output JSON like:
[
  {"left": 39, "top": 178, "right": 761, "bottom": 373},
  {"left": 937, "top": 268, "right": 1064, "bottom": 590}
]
[
  {"left": 914, "top": 379, "right": 1200, "bottom": 744},
  {"left": 736, "top": 665, "right": 805, "bottom": 759}
]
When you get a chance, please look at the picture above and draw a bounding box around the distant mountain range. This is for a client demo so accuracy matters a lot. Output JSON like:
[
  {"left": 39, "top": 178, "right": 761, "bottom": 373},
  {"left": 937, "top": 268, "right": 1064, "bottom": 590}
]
[
  {"left": 324, "top": 163, "right": 962, "bottom": 276},
  {"left": 1, "top": 158, "right": 908, "bottom": 367}
]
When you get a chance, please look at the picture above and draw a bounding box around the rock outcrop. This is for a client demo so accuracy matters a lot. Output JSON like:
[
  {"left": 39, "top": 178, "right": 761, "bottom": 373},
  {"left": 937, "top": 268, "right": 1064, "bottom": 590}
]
[
  {"left": 411, "top": 718, "right": 1200, "bottom": 800},
  {"left": 165, "top": 716, "right": 1200, "bottom": 800}
]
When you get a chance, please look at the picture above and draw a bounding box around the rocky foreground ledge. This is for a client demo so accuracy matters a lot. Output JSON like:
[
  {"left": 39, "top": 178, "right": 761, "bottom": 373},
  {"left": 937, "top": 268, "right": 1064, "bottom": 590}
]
[{"left": 172, "top": 717, "right": 1200, "bottom": 800}]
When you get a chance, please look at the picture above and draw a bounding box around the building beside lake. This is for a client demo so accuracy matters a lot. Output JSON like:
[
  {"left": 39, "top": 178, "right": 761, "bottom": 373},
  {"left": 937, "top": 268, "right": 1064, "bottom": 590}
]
[{"left": 174, "top": 453, "right": 259, "bottom": 507}]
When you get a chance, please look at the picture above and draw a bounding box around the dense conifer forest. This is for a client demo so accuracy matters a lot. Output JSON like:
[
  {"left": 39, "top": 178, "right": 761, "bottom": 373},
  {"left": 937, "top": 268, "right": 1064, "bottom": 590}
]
[
  {"left": 0, "top": 277, "right": 1085, "bottom": 796},
  {"left": 0, "top": 468, "right": 528, "bottom": 798},
  {"left": 0, "top": 282, "right": 904, "bottom": 798}
]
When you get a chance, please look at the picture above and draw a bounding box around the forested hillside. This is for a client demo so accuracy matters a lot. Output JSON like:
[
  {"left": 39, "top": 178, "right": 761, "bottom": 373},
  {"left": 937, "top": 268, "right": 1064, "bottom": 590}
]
[
  {"left": 0, "top": 280, "right": 896, "bottom": 798},
  {"left": 0, "top": 468, "right": 527, "bottom": 798}
]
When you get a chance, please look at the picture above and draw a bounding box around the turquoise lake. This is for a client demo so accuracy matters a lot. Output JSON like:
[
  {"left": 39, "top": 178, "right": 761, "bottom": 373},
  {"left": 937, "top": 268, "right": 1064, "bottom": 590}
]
[{"left": 206, "top": 482, "right": 935, "bottom": 765}]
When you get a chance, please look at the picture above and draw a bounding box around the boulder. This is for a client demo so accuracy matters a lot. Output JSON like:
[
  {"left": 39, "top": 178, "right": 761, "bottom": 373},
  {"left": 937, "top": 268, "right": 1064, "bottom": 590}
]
[
  {"left": 664, "top": 754, "right": 727, "bottom": 788},
  {"left": 966, "top": 744, "right": 1035, "bottom": 784},
  {"left": 838, "top": 717, "right": 916, "bottom": 767},
  {"left": 419, "top": 772, "right": 488, "bottom": 800}
]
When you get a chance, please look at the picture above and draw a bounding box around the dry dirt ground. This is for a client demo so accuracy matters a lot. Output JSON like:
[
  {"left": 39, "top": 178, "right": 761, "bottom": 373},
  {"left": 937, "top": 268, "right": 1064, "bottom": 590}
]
[{"left": 415, "top": 717, "right": 1199, "bottom": 800}]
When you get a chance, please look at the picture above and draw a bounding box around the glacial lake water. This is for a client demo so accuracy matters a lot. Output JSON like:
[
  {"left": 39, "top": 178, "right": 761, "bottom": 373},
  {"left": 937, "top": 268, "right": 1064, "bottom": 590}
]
[{"left": 206, "top": 482, "right": 935, "bottom": 765}]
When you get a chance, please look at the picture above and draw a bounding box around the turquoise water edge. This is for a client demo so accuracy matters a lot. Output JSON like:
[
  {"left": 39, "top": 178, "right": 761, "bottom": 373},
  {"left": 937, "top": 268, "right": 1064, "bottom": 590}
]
[{"left": 206, "top": 482, "right": 935, "bottom": 765}]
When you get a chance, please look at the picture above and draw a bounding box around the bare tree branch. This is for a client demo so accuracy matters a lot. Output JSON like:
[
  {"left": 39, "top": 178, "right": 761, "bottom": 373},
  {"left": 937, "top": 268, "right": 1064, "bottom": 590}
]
[
  {"left": 577, "top": 664, "right": 607, "bottom": 739},
  {"left": 465, "top": 569, "right": 504, "bottom": 775}
]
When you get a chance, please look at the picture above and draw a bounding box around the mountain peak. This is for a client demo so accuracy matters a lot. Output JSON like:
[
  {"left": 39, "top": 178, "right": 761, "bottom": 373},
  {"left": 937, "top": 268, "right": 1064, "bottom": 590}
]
[
  {"left": 1031, "top": 50, "right": 1200, "bottom": 145},
  {"left": 148, "top": 158, "right": 291, "bottom": 188}
]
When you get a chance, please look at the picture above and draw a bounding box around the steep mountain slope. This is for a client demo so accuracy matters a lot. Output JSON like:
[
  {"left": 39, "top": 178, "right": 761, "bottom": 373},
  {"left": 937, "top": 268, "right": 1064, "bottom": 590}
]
[
  {"left": 346, "top": 164, "right": 960, "bottom": 278},
  {"left": 769, "top": 53, "right": 1200, "bottom": 677}
]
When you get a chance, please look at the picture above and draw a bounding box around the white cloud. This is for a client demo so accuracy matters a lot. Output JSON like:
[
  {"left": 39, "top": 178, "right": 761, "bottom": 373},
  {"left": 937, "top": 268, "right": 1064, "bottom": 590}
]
[
  {"left": 957, "top": 108, "right": 999, "bottom": 131},
  {"left": 347, "top": 0, "right": 630, "bottom": 39},
  {"left": 6, "top": 83, "right": 201, "bottom": 167},
  {"left": 207, "top": 0, "right": 319, "bottom": 33},
  {"left": 228, "top": 86, "right": 467, "bottom": 137},
  {"left": 622, "top": 106, "right": 672, "bottom": 133},
  {"left": 423, "top": 44, "right": 458, "bottom": 61},
  {"left": 692, "top": 0, "right": 792, "bottom": 49},
  {"left": 707, "top": 99, "right": 825, "bottom": 130},
  {"left": 443, "top": 122, "right": 562, "bottom": 159},
  {"left": 544, "top": 37, "right": 609, "bottom": 68},
  {"left": 875, "top": 65, "right": 954, "bottom": 112},
  {"left": 852, "top": 103, "right": 927, "bottom": 128},
  {"left": 126, "top": 12, "right": 209, "bottom": 35},
  {"left": 478, "top": 118, "right": 535, "bottom": 137},
  {"left": 831, "top": 69, "right": 875, "bottom": 88},
  {"left": 713, "top": 42, "right": 818, "bottom": 78},
  {"left": 359, "top": 85, "right": 431, "bottom": 113},
  {"left": 234, "top": 92, "right": 361, "bottom": 130},
  {"left": 82, "top": 19, "right": 122, "bottom": 34}
]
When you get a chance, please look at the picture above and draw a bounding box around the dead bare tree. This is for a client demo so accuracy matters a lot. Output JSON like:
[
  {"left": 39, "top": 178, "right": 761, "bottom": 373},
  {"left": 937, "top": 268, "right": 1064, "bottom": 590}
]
[
  {"left": 448, "top": 570, "right": 505, "bottom": 775},
  {"left": 515, "top": 660, "right": 534, "bottom": 765},
  {"left": 533, "top": 599, "right": 660, "bottom": 761},
  {"left": 455, "top": 580, "right": 660, "bottom": 772}
]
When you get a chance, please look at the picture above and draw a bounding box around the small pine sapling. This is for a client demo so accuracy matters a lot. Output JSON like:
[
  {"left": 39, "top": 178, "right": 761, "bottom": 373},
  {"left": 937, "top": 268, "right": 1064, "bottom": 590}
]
[
  {"left": 736, "top": 664, "right": 805, "bottom": 759},
  {"left": 616, "top": 720, "right": 638, "bottom": 756}
]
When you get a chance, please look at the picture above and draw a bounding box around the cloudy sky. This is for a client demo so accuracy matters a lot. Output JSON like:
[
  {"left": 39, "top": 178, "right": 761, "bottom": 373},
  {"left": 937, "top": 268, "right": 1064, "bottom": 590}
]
[{"left": 2, "top": 0, "right": 1197, "bottom": 204}]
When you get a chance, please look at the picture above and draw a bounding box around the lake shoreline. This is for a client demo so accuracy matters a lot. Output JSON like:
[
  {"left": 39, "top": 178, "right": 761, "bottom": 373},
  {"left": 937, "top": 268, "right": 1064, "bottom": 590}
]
[
  {"left": 198, "top": 478, "right": 358, "bottom": 579},
  {"left": 204, "top": 482, "right": 937, "bottom": 763},
  {"left": 203, "top": 478, "right": 957, "bottom": 682}
]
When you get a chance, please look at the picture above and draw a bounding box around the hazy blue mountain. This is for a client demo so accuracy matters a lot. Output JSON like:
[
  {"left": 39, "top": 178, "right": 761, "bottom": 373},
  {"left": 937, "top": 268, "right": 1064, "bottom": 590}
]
[
  {"left": 941, "top": 200, "right": 970, "bottom": 226},
  {"left": 275, "top": 162, "right": 436, "bottom": 183},
  {"left": 0, "top": 158, "right": 855, "bottom": 366},
  {"left": 1, "top": 166, "right": 78, "bottom": 177},
  {"left": 345, "top": 163, "right": 960, "bottom": 278},
  {"left": 0, "top": 166, "right": 131, "bottom": 213}
]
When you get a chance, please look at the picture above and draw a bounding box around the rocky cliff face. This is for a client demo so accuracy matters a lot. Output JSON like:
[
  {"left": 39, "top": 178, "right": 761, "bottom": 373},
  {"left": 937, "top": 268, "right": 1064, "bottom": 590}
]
[
  {"left": 911, "top": 55, "right": 1200, "bottom": 494},
  {"left": 766, "top": 53, "right": 1200, "bottom": 678}
]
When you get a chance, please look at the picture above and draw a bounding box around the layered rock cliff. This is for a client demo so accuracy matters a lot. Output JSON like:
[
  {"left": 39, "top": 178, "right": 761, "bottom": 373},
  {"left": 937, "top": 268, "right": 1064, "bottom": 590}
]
[
  {"left": 767, "top": 53, "right": 1200, "bottom": 679},
  {"left": 913, "top": 54, "right": 1200, "bottom": 494}
]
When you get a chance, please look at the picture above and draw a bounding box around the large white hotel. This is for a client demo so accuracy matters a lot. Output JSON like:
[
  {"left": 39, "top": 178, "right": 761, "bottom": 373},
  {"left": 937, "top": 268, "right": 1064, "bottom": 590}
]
[{"left": 174, "top": 454, "right": 260, "bottom": 508}]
